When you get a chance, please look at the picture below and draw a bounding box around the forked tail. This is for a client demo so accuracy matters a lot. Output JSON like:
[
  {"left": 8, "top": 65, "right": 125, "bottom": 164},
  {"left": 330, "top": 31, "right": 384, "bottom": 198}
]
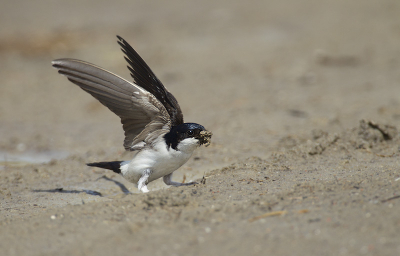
[{"left": 87, "top": 161, "right": 122, "bottom": 174}]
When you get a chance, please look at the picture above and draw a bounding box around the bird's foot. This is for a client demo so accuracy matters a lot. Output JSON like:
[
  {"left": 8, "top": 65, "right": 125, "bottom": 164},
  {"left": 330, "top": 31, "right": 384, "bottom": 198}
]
[
  {"left": 163, "top": 173, "right": 198, "bottom": 187},
  {"left": 139, "top": 185, "right": 150, "bottom": 193}
]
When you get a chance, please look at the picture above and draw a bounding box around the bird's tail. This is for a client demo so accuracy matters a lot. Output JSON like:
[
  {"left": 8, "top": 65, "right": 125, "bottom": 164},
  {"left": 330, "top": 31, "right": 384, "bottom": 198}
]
[{"left": 87, "top": 161, "right": 123, "bottom": 174}]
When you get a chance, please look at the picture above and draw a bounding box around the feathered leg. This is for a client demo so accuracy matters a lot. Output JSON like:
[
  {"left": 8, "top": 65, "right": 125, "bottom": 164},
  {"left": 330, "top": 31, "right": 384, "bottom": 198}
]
[{"left": 138, "top": 169, "right": 152, "bottom": 193}]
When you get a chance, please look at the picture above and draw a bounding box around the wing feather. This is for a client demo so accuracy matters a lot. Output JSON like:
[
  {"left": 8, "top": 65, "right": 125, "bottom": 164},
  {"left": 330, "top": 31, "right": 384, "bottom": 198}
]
[
  {"left": 116, "top": 36, "right": 184, "bottom": 126},
  {"left": 52, "top": 58, "right": 171, "bottom": 150}
]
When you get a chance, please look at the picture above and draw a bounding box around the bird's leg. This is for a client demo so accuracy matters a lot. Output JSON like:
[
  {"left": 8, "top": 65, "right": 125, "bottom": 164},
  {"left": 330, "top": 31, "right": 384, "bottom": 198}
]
[
  {"left": 138, "top": 169, "right": 152, "bottom": 193},
  {"left": 163, "top": 173, "right": 197, "bottom": 187}
]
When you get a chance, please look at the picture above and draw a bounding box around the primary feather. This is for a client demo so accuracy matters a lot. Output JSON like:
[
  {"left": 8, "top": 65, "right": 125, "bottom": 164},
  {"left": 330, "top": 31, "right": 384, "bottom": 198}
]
[{"left": 116, "top": 36, "right": 184, "bottom": 126}]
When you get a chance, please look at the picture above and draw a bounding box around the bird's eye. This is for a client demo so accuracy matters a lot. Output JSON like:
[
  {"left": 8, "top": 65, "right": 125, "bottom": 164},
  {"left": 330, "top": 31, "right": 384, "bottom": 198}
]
[{"left": 187, "top": 130, "right": 194, "bottom": 136}]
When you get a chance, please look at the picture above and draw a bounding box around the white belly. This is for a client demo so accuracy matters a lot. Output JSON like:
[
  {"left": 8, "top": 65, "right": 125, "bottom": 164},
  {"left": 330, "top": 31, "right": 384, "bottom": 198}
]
[{"left": 120, "top": 138, "right": 198, "bottom": 185}]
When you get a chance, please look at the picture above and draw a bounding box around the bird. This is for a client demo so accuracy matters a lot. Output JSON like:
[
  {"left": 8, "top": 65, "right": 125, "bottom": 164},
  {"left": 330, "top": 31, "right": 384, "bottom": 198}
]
[{"left": 52, "top": 35, "right": 212, "bottom": 193}]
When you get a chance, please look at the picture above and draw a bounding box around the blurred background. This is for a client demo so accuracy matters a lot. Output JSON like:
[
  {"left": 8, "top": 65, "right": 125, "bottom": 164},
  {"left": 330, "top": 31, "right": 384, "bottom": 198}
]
[{"left": 1, "top": 0, "right": 400, "bottom": 170}]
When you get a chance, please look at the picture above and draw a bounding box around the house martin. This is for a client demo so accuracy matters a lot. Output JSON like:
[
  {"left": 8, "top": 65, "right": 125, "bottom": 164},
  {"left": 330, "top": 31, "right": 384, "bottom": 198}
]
[{"left": 52, "top": 36, "right": 212, "bottom": 193}]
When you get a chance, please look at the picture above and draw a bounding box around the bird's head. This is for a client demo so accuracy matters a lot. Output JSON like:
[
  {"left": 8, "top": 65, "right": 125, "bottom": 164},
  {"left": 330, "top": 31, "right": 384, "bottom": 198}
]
[{"left": 164, "top": 123, "right": 212, "bottom": 151}]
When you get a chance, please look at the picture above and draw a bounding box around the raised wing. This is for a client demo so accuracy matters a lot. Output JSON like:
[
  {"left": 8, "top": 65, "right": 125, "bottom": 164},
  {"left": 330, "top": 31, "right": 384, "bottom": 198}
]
[
  {"left": 52, "top": 59, "right": 171, "bottom": 150},
  {"left": 117, "top": 36, "right": 184, "bottom": 126}
]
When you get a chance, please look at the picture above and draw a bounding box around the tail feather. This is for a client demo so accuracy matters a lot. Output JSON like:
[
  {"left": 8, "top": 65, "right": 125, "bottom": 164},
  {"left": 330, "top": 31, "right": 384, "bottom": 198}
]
[{"left": 87, "top": 161, "right": 123, "bottom": 174}]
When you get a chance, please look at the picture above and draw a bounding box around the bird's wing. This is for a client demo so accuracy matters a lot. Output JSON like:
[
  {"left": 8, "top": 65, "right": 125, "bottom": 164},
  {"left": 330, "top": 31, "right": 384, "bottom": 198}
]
[
  {"left": 52, "top": 59, "right": 171, "bottom": 150},
  {"left": 117, "top": 36, "right": 184, "bottom": 126}
]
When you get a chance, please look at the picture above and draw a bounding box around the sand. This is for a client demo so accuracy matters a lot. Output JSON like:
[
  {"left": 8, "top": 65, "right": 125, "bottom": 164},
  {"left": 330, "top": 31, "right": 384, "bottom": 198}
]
[{"left": 1, "top": 0, "right": 400, "bottom": 255}]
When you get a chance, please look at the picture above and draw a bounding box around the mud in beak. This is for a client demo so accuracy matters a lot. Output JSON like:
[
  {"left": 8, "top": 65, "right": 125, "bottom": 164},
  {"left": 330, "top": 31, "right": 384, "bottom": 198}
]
[{"left": 198, "top": 130, "right": 213, "bottom": 147}]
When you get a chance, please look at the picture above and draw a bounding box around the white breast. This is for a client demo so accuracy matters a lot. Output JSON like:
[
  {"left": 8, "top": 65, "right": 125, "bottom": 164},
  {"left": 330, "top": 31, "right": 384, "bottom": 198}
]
[{"left": 120, "top": 137, "right": 199, "bottom": 185}]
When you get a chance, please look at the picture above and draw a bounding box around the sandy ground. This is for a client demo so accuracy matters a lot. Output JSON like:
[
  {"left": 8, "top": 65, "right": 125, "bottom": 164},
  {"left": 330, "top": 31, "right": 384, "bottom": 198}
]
[{"left": 1, "top": 0, "right": 400, "bottom": 255}]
